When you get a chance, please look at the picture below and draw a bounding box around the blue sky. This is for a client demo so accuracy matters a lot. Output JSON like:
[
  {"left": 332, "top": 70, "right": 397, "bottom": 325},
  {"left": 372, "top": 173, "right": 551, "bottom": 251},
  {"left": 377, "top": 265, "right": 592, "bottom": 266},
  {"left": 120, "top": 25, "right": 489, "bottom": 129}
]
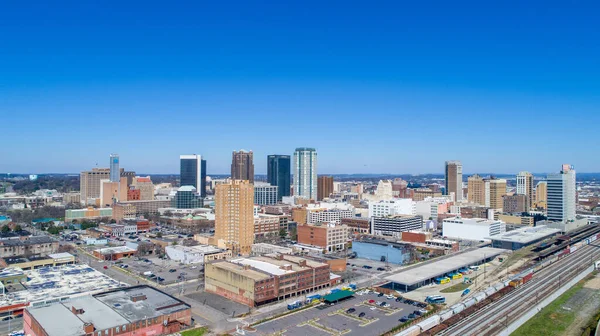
[{"left": 1, "top": 1, "right": 599, "bottom": 174}]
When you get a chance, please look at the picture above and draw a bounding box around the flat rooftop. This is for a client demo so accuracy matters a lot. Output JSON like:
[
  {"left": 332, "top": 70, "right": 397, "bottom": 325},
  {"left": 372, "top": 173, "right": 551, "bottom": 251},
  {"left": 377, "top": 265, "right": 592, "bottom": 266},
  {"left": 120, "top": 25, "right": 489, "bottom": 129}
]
[
  {"left": 169, "top": 244, "right": 222, "bottom": 254},
  {"left": 95, "top": 246, "right": 136, "bottom": 254},
  {"left": 384, "top": 247, "right": 507, "bottom": 286},
  {"left": 0, "top": 264, "right": 122, "bottom": 308},
  {"left": 488, "top": 225, "right": 560, "bottom": 243},
  {"left": 231, "top": 257, "right": 296, "bottom": 275},
  {"left": 212, "top": 261, "right": 270, "bottom": 281},
  {"left": 443, "top": 217, "right": 500, "bottom": 226}
]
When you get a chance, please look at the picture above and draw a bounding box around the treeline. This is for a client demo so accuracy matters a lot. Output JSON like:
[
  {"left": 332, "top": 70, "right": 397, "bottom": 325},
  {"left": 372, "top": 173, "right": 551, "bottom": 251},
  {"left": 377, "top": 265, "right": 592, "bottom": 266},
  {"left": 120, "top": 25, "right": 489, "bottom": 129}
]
[
  {"left": 7, "top": 206, "right": 68, "bottom": 223},
  {"left": 11, "top": 176, "right": 80, "bottom": 194}
]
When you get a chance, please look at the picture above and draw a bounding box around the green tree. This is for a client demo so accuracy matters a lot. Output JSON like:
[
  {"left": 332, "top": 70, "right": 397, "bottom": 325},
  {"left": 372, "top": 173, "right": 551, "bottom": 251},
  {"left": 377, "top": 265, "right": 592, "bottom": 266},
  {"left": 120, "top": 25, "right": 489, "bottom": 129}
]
[
  {"left": 110, "top": 219, "right": 117, "bottom": 224},
  {"left": 13, "top": 225, "right": 22, "bottom": 232},
  {"left": 156, "top": 232, "right": 163, "bottom": 238},
  {"left": 279, "top": 228, "right": 287, "bottom": 239},
  {"left": 290, "top": 228, "right": 297, "bottom": 240},
  {"left": 1, "top": 225, "right": 10, "bottom": 233}
]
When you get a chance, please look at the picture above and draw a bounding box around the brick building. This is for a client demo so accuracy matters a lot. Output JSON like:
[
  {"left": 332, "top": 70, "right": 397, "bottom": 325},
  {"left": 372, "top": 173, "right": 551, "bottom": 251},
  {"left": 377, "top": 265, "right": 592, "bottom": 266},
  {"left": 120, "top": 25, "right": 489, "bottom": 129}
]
[
  {"left": 297, "top": 223, "right": 349, "bottom": 253},
  {"left": 341, "top": 217, "right": 370, "bottom": 234}
]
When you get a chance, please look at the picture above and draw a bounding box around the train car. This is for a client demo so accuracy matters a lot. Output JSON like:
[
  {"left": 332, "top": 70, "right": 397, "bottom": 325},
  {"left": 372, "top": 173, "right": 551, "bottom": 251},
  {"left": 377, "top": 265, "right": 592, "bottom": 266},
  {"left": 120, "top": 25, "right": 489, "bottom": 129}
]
[
  {"left": 493, "top": 282, "right": 506, "bottom": 291},
  {"left": 509, "top": 278, "right": 523, "bottom": 288},
  {"left": 463, "top": 298, "right": 477, "bottom": 309},
  {"left": 473, "top": 292, "right": 487, "bottom": 303},
  {"left": 484, "top": 286, "right": 497, "bottom": 297},
  {"left": 417, "top": 315, "right": 441, "bottom": 332},
  {"left": 438, "top": 309, "right": 454, "bottom": 321},
  {"left": 450, "top": 303, "right": 465, "bottom": 314},
  {"left": 394, "top": 325, "right": 421, "bottom": 336},
  {"left": 594, "top": 260, "right": 600, "bottom": 270},
  {"left": 522, "top": 272, "right": 533, "bottom": 284}
]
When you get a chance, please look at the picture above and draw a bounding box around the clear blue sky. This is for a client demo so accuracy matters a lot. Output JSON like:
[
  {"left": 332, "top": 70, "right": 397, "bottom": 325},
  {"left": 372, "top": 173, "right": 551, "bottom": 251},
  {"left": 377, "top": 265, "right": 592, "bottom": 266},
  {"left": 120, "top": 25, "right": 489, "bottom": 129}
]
[{"left": 1, "top": 1, "right": 599, "bottom": 175}]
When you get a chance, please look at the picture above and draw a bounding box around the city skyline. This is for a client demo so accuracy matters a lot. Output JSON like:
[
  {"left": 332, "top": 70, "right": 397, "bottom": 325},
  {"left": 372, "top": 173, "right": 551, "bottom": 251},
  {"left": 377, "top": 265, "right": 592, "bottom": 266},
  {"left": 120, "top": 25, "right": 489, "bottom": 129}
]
[{"left": 2, "top": 2, "right": 599, "bottom": 174}]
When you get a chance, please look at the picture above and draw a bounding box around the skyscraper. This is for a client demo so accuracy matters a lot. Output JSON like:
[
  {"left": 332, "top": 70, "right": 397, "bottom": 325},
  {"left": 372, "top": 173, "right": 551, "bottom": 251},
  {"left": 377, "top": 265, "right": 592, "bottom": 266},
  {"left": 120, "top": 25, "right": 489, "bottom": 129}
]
[
  {"left": 267, "top": 155, "right": 291, "bottom": 200},
  {"left": 485, "top": 178, "right": 507, "bottom": 211},
  {"left": 317, "top": 176, "right": 334, "bottom": 201},
  {"left": 180, "top": 154, "right": 207, "bottom": 197},
  {"left": 231, "top": 150, "right": 254, "bottom": 183},
  {"left": 109, "top": 154, "right": 120, "bottom": 182},
  {"left": 215, "top": 180, "right": 254, "bottom": 255},
  {"left": 536, "top": 181, "right": 547, "bottom": 209},
  {"left": 516, "top": 171, "right": 534, "bottom": 210},
  {"left": 445, "top": 161, "right": 463, "bottom": 201},
  {"left": 467, "top": 174, "right": 485, "bottom": 205},
  {"left": 293, "top": 148, "right": 317, "bottom": 200},
  {"left": 547, "top": 164, "right": 576, "bottom": 222}
]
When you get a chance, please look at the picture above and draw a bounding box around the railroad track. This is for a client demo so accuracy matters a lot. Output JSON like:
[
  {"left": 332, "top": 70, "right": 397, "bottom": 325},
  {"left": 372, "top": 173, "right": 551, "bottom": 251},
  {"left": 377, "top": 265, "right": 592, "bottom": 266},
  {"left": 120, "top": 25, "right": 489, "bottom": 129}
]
[{"left": 438, "top": 244, "right": 600, "bottom": 336}]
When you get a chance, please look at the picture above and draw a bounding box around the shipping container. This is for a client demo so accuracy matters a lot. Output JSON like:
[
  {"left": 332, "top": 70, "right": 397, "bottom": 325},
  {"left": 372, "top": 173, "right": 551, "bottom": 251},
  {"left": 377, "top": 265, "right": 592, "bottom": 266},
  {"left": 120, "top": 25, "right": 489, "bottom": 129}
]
[
  {"left": 463, "top": 298, "right": 477, "bottom": 308},
  {"left": 394, "top": 325, "right": 421, "bottom": 336},
  {"left": 417, "top": 315, "right": 441, "bottom": 331},
  {"left": 451, "top": 303, "right": 465, "bottom": 314},
  {"left": 473, "top": 292, "right": 487, "bottom": 303},
  {"left": 439, "top": 309, "right": 454, "bottom": 321}
]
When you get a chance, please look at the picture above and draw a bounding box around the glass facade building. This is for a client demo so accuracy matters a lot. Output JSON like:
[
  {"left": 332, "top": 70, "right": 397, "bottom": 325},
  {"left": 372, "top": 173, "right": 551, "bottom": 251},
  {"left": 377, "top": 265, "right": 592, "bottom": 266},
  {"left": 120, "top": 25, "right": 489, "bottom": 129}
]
[
  {"left": 180, "top": 154, "right": 207, "bottom": 197},
  {"left": 172, "top": 186, "right": 204, "bottom": 209},
  {"left": 109, "top": 154, "right": 120, "bottom": 182},
  {"left": 267, "top": 155, "right": 291, "bottom": 201}
]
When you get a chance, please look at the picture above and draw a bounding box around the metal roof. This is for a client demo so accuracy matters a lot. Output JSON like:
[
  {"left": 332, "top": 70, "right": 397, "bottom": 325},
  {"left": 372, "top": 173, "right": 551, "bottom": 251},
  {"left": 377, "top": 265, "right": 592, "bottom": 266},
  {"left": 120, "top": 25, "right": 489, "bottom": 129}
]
[
  {"left": 323, "top": 290, "right": 354, "bottom": 302},
  {"left": 384, "top": 247, "right": 507, "bottom": 286}
]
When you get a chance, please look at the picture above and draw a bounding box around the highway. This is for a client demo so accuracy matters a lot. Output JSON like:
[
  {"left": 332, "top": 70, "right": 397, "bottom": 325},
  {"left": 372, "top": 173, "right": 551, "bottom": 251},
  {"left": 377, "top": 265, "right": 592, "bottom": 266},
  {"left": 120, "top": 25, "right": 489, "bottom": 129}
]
[{"left": 438, "top": 243, "right": 600, "bottom": 336}]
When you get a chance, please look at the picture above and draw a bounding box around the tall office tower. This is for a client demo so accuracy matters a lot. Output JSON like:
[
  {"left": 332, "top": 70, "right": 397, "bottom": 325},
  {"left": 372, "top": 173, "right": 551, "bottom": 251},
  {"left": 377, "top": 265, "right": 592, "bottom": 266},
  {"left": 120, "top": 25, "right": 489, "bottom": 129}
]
[
  {"left": 467, "top": 174, "right": 486, "bottom": 205},
  {"left": 293, "top": 148, "right": 318, "bottom": 200},
  {"left": 392, "top": 178, "right": 409, "bottom": 198},
  {"left": 267, "top": 155, "right": 291, "bottom": 200},
  {"left": 180, "top": 155, "right": 207, "bottom": 197},
  {"left": 215, "top": 180, "right": 254, "bottom": 255},
  {"left": 486, "top": 178, "right": 507, "bottom": 210},
  {"left": 109, "top": 154, "right": 120, "bottom": 182},
  {"left": 445, "top": 161, "right": 463, "bottom": 201},
  {"left": 516, "top": 171, "right": 534, "bottom": 210},
  {"left": 80, "top": 168, "right": 111, "bottom": 205},
  {"left": 536, "top": 181, "right": 548, "bottom": 208},
  {"left": 547, "top": 164, "right": 576, "bottom": 222},
  {"left": 231, "top": 150, "right": 254, "bottom": 183},
  {"left": 317, "top": 176, "right": 334, "bottom": 201}
]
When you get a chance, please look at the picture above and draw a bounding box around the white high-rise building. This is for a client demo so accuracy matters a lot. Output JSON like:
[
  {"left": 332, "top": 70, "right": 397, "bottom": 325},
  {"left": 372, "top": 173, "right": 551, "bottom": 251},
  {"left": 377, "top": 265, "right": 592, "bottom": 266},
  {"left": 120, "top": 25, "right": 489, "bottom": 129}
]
[
  {"left": 547, "top": 164, "right": 576, "bottom": 223},
  {"left": 293, "top": 148, "right": 317, "bottom": 200},
  {"left": 368, "top": 199, "right": 415, "bottom": 218},
  {"left": 516, "top": 171, "right": 534, "bottom": 209}
]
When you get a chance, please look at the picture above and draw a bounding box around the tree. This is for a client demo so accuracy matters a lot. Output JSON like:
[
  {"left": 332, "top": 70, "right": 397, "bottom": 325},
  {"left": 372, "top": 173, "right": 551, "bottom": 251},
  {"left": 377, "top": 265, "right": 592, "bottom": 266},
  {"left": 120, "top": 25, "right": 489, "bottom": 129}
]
[
  {"left": 13, "top": 225, "right": 22, "bottom": 232},
  {"left": 110, "top": 219, "right": 117, "bottom": 224},
  {"left": 290, "top": 228, "right": 297, "bottom": 240},
  {"left": 279, "top": 228, "right": 287, "bottom": 239},
  {"left": 1, "top": 225, "right": 10, "bottom": 233},
  {"left": 156, "top": 232, "right": 163, "bottom": 238}
]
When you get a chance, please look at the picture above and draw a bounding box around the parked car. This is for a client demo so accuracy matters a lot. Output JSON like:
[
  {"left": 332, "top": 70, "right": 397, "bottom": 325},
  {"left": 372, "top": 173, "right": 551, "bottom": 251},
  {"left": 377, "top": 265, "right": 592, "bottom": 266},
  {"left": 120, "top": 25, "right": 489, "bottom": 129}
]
[
  {"left": 368, "top": 299, "right": 375, "bottom": 304},
  {"left": 103, "top": 265, "right": 108, "bottom": 269},
  {"left": 395, "top": 297, "right": 402, "bottom": 302},
  {"left": 157, "top": 277, "right": 165, "bottom": 282},
  {"left": 377, "top": 267, "right": 385, "bottom": 271},
  {"left": 399, "top": 316, "right": 409, "bottom": 323},
  {"left": 346, "top": 308, "right": 356, "bottom": 314},
  {"left": 407, "top": 313, "right": 416, "bottom": 319},
  {"left": 378, "top": 293, "right": 384, "bottom": 297},
  {"left": 358, "top": 312, "right": 366, "bottom": 318},
  {"left": 169, "top": 269, "right": 177, "bottom": 273},
  {"left": 413, "top": 310, "right": 423, "bottom": 316}
]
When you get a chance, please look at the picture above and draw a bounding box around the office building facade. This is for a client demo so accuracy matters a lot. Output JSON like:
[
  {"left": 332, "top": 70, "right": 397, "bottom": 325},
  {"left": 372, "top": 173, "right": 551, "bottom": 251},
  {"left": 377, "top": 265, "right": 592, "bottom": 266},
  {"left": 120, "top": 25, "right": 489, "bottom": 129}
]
[
  {"left": 371, "top": 215, "right": 423, "bottom": 238},
  {"left": 171, "top": 186, "right": 204, "bottom": 209},
  {"left": 486, "top": 178, "right": 507, "bottom": 210},
  {"left": 267, "top": 155, "right": 291, "bottom": 200},
  {"left": 516, "top": 171, "right": 534, "bottom": 210},
  {"left": 536, "top": 181, "right": 548, "bottom": 209},
  {"left": 317, "top": 176, "right": 334, "bottom": 201},
  {"left": 215, "top": 180, "right": 255, "bottom": 255},
  {"left": 503, "top": 194, "right": 528, "bottom": 213},
  {"left": 445, "top": 161, "right": 463, "bottom": 201},
  {"left": 231, "top": 150, "right": 254, "bottom": 183},
  {"left": 467, "top": 174, "right": 486, "bottom": 205},
  {"left": 293, "top": 148, "right": 318, "bottom": 200},
  {"left": 254, "top": 183, "right": 279, "bottom": 205},
  {"left": 80, "top": 168, "right": 111, "bottom": 205},
  {"left": 180, "top": 154, "right": 207, "bottom": 197},
  {"left": 109, "top": 154, "right": 120, "bottom": 183},
  {"left": 547, "top": 164, "right": 576, "bottom": 222}
]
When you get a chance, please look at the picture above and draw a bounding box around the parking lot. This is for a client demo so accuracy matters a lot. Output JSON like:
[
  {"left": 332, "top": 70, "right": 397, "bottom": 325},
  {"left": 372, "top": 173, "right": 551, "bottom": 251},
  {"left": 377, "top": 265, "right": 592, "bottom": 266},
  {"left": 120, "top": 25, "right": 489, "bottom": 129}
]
[
  {"left": 253, "top": 291, "right": 430, "bottom": 336},
  {"left": 118, "top": 256, "right": 204, "bottom": 285}
]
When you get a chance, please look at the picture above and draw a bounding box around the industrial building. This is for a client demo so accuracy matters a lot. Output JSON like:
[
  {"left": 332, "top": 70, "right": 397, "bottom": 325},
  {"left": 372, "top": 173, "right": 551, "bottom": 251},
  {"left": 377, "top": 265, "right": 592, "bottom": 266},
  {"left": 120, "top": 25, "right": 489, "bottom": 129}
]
[
  {"left": 0, "top": 264, "right": 123, "bottom": 316},
  {"left": 205, "top": 254, "right": 335, "bottom": 307},
  {"left": 383, "top": 247, "right": 506, "bottom": 291},
  {"left": 489, "top": 225, "right": 561, "bottom": 250},
  {"left": 24, "top": 285, "right": 192, "bottom": 336},
  {"left": 165, "top": 244, "right": 231, "bottom": 264},
  {"left": 251, "top": 243, "right": 293, "bottom": 255},
  {"left": 442, "top": 216, "right": 506, "bottom": 241}
]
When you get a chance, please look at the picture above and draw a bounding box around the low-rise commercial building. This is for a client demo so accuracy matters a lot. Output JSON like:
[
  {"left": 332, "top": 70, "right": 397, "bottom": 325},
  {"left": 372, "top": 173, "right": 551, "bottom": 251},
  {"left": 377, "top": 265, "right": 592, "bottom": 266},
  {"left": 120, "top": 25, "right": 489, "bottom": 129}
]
[
  {"left": 24, "top": 285, "right": 192, "bottom": 336},
  {"left": 254, "top": 214, "right": 280, "bottom": 237},
  {"left": 297, "top": 222, "right": 349, "bottom": 253},
  {"left": 371, "top": 215, "right": 423, "bottom": 238},
  {"left": 251, "top": 243, "right": 293, "bottom": 255},
  {"left": 443, "top": 216, "right": 506, "bottom": 241},
  {"left": 93, "top": 246, "right": 136, "bottom": 260},
  {"left": 497, "top": 213, "right": 534, "bottom": 226},
  {"left": 165, "top": 245, "right": 231, "bottom": 264},
  {"left": 205, "top": 254, "right": 332, "bottom": 307},
  {"left": 341, "top": 217, "right": 370, "bottom": 234},
  {"left": 65, "top": 207, "right": 113, "bottom": 223},
  {"left": 0, "top": 236, "right": 58, "bottom": 258},
  {"left": 0, "top": 252, "right": 75, "bottom": 270}
]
